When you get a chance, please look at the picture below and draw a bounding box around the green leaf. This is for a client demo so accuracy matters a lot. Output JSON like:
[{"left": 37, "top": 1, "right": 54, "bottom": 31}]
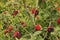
[{"left": 33, "top": 31, "right": 42, "bottom": 36}]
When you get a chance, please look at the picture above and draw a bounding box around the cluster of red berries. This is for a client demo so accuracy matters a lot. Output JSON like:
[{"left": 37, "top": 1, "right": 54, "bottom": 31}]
[
  {"left": 4, "top": 25, "right": 13, "bottom": 34},
  {"left": 4, "top": 25, "right": 21, "bottom": 39},
  {"left": 13, "top": 31, "right": 21, "bottom": 39},
  {"left": 3, "top": 8, "right": 60, "bottom": 39},
  {"left": 34, "top": 24, "right": 54, "bottom": 33},
  {"left": 31, "top": 8, "right": 39, "bottom": 17},
  {"left": 12, "top": 10, "right": 19, "bottom": 16}
]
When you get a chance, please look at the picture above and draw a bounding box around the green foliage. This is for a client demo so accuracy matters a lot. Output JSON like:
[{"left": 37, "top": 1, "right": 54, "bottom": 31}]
[{"left": 0, "top": 0, "right": 60, "bottom": 40}]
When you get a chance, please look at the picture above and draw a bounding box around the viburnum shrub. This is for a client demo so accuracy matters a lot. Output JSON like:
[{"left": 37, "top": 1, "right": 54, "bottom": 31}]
[{"left": 0, "top": 0, "right": 60, "bottom": 40}]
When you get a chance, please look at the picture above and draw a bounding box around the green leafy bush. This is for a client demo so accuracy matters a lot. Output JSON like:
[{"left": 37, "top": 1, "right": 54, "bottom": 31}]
[{"left": 0, "top": 0, "right": 60, "bottom": 40}]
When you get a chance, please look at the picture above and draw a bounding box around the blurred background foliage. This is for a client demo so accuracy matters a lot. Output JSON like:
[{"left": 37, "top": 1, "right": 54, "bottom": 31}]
[{"left": 0, "top": 0, "right": 60, "bottom": 40}]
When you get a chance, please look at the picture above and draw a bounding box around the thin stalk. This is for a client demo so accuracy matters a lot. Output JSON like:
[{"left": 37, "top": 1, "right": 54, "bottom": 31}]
[
  {"left": 22, "top": 0, "right": 26, "bottom": 8},
  {"left": 36, "top": 0, "right": 39, "bottom": 8},
  {"left": 44, "top": 32, "right": 48, "bottom": 40}
]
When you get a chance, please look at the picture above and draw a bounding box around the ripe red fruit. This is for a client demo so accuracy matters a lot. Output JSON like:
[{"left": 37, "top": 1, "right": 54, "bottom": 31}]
[
  {"left": 31, "top": 8, "right": 39, "bottom": 17},
  {"left": 35, "top": 24, "right": 42, "bottom": 30},
  {"left": 12, "top": 10, "right": 18, "bottom": 16},
  {"left": 32, "top": 8, "right": 35, "bottom": 14},
  {"left": 47, "top": 27, "right": 54, "bottom": 32},
  {"left": 57, "top": 18, "right": 60, "bottom": 24},
  {"left": 8, "top": 25, "right": 13, "bottom": 32},
  {"left": 57, "top": 8, "right": 60, "bottom": 11},
  {"left": 35, "top": 10, "right": 39, "bottom": 17},
  {"left": 13, "top": 31, "right": 21, "bottom": 39},
  {"left": 47, "top": 23, "right": 54, "bottom": 32},
  {"left": 4, "top": 29, "right": 8, "bottom": 34}
]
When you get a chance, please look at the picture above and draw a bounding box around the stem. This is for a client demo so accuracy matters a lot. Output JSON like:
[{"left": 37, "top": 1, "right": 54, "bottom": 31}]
[
  {"left": 44, "top": 32, "right": 48, "bottom": 39},
  {"left": 22, "top": 0, "right": 26, "bottom": 8},
  {"left": 25, "top": 6, "right": 35, "bottom": 25},
  {"left": 36, "top": 0, "right": 39, "bottom": 8},
  {"left": 32, "top": 14, "right": 35, "bottom": 25},
  {"left": 51, "top": 13, "right": 52, "bottom": 22},
  {"left": 44, "top": 32, "right": 51, "bottom": 40},
  {"left": 23, "top": 0, "right": 36, "bottom": 26}
]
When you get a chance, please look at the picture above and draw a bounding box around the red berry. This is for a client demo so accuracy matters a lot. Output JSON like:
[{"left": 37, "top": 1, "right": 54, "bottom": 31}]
[
  {"left": 31, "top": 8, "right": 39, "bottom": 17},
  {"left": 4, "top": 29, "right": 8, "bottom": 34},
  {"left": 57, "top": 8, "right": 60, "bottom": 11},
  {"left": 57, "top": 18, "right": 60, "bottom": 24},
  {"left": 12, "top": 10, "right": 18, "bottom": 16},
  {"left": 35, "top": 24, "right": 42, "bottom": 30},
  {"left": 32, "top": 8, "right": 35, "bottom": 14},
  {"left": 47, "top": 23, "right": 54, "bottom": 32},
  {"left": 8, "top": 25, "right": 13, "bottom": 32},
  {"left": 13, "top": 31, "right": 21, "bottom": 39},
  {"left": 47, "top": 27, "right": 54, "bottom": 32},
  {"left": 20, "top": 21, "right": 25, "bottom": 25},
  {"left": 35, "top": 10, "right": 39, "bottom": 17}
]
